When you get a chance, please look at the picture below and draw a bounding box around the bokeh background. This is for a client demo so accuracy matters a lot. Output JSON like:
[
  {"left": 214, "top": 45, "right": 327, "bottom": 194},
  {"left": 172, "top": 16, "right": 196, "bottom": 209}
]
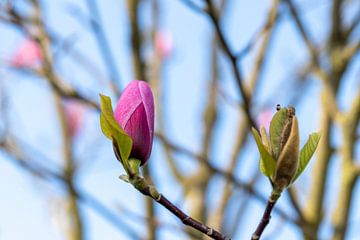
[{"left": 0, "top": 0, "right": 359, "bottom": 239}]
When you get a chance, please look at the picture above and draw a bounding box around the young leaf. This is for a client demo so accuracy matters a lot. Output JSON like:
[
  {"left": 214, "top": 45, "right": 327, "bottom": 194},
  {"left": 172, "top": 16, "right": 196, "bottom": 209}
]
[
  {"left": 252, "top": 128, "right": 276, "bottom": 178},
  {"left": 291, "top": 132, "right": 321, "bottom": 183},
  {"left": 100, "top": 94, "right": 133, "bottom": 163},
  {"left": 269, "top": 107, "right": 288, "bottom": 159}
]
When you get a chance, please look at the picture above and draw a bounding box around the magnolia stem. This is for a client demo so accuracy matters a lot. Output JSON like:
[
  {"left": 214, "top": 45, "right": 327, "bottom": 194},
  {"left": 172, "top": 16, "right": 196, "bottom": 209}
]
[
  {"left": 251, "top": 191, "right": 280, "bottom": 240},
  {"left": 138, "top": 185, "right": 230, "bottom": 240}
]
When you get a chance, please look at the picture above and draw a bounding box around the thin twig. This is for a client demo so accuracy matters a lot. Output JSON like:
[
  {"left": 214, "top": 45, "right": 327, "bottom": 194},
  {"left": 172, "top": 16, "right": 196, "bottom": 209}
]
[
  {"left": 177, "top": 0, "right": 207, "bottom": 14},
  {"left": 0, "top": 137, "right": 142, "bottom": 240},
  {"left": 251, "top": 195, "right": 278, "bottom": 240},
  {"left": 138, "top": 186, "right": 231, "bottom": 240},
  {"left": 85, "top": 0, "right": 122, "bottom": 92},
  {"left": 204, "top": 0, "right": 258, "bottom": 130},
  {"left": 156, "top": 133, "right": 298, "bottom": 225}
]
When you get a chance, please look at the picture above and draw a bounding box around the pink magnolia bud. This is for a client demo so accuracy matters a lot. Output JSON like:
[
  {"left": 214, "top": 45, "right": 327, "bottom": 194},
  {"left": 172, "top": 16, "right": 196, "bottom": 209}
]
[
  {"left": 257, "top": 108, "right": 273, "bottom": 131},
  {"left": 155, "top": 30, "right": 173, "bottom": 59},
  {"left": 114, "top": 80, "right": 155, "bottom": 165},
  {"left": 63, "top": 100, "right": 86, "bottom": 138},
  {"left": 10, "top": 39, "right": 42, "bottom": 68}
]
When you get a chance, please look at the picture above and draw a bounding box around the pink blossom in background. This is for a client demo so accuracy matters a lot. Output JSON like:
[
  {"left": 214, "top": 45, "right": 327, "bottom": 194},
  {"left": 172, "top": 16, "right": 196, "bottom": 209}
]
[
  {"left": 114, "top": 80, "right": 155, "bottom": 165},
  {"left": 10, "top": 39, "right": 42, "bottom": 68},
  {"left": 155, "top": 30, "right": 173, "bottom": 59},
  {"left": 63, "top": 100, "right": 86, "bottom": 138},
  {"left": 257, "top": 108, "right": 273, "bottom": 131}
]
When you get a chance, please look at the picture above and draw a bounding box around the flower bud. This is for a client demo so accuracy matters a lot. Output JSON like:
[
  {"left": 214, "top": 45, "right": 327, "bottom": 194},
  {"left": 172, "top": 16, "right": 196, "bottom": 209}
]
[
  {"left": 10, "top": 39, "right": 42, "bottom": 68},
  {"left": 273, "top": 116, "right": 299, "bottom": 190},
  {"left": 114, "top": 80, "right": 155, "bottom": 165}
]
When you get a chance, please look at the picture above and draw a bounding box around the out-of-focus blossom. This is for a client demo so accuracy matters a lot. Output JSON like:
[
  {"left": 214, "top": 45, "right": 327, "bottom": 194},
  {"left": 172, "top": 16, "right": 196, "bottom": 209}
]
[
  {"left": 257, "top": 108, "right": 273, "bottom": 131},
  {"left": 10, "top": 39, "right": 43, "bottom": 68},
  {"left": 154, "top": 30, "right": 173, "bottom": 59},
  {"left": 114, "top": 80, "right": 154, "bottom": 165},
  {"left": 63, "top": 100, "right": 86, "bottom": 138}
]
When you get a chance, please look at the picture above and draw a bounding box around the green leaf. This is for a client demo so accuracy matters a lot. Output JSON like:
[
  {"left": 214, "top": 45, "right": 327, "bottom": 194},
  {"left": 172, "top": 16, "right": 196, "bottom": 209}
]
[
  {"left": 269, "top": 107, "right": 288, "bottom": 158},
  {"left": 291, "top": 132, "right": 321, "bottom": 183},
  {"left": 252, "top": 128, "right": 277, "bottom": 178},
  {"left": 99, "top": 94, "right": 133, "bottom": 164},
  {"left": 259, "top": 126, "right": 272, "bottom": 177}
]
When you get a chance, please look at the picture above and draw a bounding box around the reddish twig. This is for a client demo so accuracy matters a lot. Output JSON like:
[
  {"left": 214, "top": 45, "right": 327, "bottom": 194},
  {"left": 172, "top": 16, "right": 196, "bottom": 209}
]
[
  {"left": 251, "top": 197, "right": 278, "bottom": 240},
  {"left": 139, "top": 186, "right": 231, "bottom": 240}
]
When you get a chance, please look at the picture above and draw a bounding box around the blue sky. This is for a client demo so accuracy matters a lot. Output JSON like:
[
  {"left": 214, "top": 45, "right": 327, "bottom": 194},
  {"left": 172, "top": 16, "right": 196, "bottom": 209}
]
[{"left": 0, "top": 0, "right": 359, "bottom": 239}]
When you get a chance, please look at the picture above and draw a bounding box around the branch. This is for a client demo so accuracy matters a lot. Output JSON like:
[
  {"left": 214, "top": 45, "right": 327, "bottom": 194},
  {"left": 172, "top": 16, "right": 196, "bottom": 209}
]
[
  {"left": 135, "top": 181, "right": 231, "bottom": 240},
  {"left": 0, "top": 136, "right": 141, "bottom": 240},
  {"left": 127, "top": 0, "right": 145, "bottom": 80},
  {"left": 177, "top": 0, "right": 207, "bottom": 14},
  {"left": 283, "top": 0, "right": 318, "bottom": 62},
  {"left": 251, "top": 199, "right": 278, "bottom": 239},
  {"left": 85, "top": 0, "right": 122, "bottom": 92},
  {"left": 155, "top": 133, "right": 297, "bottom": 224},
  {"left": 204, "top": 0, "right": 257, "bottom": 130}
]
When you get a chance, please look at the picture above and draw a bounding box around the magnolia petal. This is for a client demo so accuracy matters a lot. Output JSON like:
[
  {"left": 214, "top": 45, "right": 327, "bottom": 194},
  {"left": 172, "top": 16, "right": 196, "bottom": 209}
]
[{"left": 114, "top": 80, "right": 155, "bottom": 165}]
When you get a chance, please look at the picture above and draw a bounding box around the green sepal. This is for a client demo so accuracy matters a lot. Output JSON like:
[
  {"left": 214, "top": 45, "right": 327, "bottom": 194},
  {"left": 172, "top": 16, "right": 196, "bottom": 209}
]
[
  {"left": 269, "top": 107, "right": 288, "bottom": 158},
  {"left": 119, "top": 174, "right": 130, "bottom": 183},
  {"left": 129, "top": 158, "right": 141, "bottom": 176},
  {"left": 252, "top": 127, "right": 276, "bottom": 178},
  {"left": 291, "top": 132, "right": 321, "bottom": 183},
  {"left": 99, "top": 94, "right": 133, "bottom": 166}
]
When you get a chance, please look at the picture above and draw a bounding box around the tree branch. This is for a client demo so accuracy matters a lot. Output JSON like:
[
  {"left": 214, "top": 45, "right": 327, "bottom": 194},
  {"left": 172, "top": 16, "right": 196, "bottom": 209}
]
[
  {"left": 138, "top": 185, "right": 231, "bottom": 240},
  {"left": 204, "top": 0, "right": 257, "bottom": 130},
  {"left": 251, "top": 196, "right": 278, "bottom": 240}
]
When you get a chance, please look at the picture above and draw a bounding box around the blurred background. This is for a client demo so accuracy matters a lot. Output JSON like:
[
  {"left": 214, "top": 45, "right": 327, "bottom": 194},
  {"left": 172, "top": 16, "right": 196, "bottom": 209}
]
[{"left": 0, "top": 0, "right": 359, "bottom": 239}]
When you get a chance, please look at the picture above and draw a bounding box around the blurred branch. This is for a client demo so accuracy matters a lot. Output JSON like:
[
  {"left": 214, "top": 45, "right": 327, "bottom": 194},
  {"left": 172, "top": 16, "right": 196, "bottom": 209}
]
[
  {"left": 205, "top": 0, "right": 258, "bottom": 130},
  {"left": 344, "top": 8, "right": 360, "bottom": 39},
  {"left": 211, "top": 0, "right": 280, "bottom": 233},
  {"left": 149, "top": 0, "right": 186, "bottom": 184},
  {"left": 178, "top": 0, "right": 207, "bottom": 14},
  {"left": 283, "top": 0, "right": 318, "bottom": 62},
  {"left": 30, "top": 1, "right": 83, "bottom": 239},
  {"left": 331, "top": 87, "right": 360, "bottom": 240},
  {"left": 0, "top": 136, "right": 142, "bottom": 240},
  {"left": 127, "top": 0, "right": 145, "bottom": 80},
  {"left": 85, "top": 0, "right": 122, "bottom": 93},
  {"left": 156, "top": 133, "right": 298, "bottom": 225},
  {"left": 247, "top": 0, "right": 279, "bottom": 94},
  {"left": 0, "top": 3, "right": 100, "bottom": 109},
  {"left": 126, "top": 1, "right": 158, "bottom": 239}
]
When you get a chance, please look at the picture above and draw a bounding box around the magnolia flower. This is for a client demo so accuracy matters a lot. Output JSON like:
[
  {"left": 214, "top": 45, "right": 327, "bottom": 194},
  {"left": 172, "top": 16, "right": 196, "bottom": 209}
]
[
  {"left": 155, "top": 30, "right": 173, "bottom": 59},
  {"left": 257, "top": 108, "right": 273, "bottom": 131},
  {"left": 10, "top": 39, "right": 42, "bottom": 68},
  {"left": 63, "top": 100, "right": 86, "bottom": 138},
  {"left": 114, "top": 80, "right": 154, "bottom": 165}
]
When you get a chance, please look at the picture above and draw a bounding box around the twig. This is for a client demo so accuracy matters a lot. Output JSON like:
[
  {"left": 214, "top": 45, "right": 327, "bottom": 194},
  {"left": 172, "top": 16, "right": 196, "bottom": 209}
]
[
  {"left": 113, "top": 145, "right": 229, "bottom": 239},
  {"left": 251, "top": 192, "right": 280, "bottom": 240},
  {"left": 156, "top": 133, "right": 297, "bottom": 224},
  {"left": 0, "top": 137, "right": 142, "bottom": 240},
  {"left": 283, "top": 0, "right": 318, "bottom": 62},
  {"left": 127, "top": 0, "right": 145, "bottom": 80},
  {"left": 138, "top": 185, "right": 231, "bottom": 240},
  {"left": 85, "top": 0, "right": 122, "bottom": 92},
  {"left": 204, "top": 0, "right": 258, "bottom": 130},
  {"left": 177, "top": 0, "right": 207, "bottom": 14}
]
